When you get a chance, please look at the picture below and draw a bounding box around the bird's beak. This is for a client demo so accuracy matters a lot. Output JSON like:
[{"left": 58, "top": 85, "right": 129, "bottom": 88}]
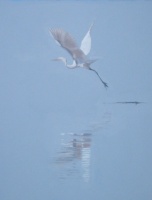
[{"left": 51, "top": 58, "right": 59, "bottom": 61}]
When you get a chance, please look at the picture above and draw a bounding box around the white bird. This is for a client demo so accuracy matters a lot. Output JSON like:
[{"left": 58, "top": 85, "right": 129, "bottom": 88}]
[{"left": 49, "top": 22, "right": 108, "bottom": 88}]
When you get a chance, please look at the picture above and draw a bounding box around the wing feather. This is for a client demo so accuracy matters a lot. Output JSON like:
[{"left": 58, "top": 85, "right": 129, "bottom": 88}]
[
  {"left": 80, "top": 22, "right": 94, "bottom": 55},
  {"left": 49, "top": 28, "right": 78, "bottom": 52},
  {"left": 50, "top": 28, "right": 87, "bottom": 64}
]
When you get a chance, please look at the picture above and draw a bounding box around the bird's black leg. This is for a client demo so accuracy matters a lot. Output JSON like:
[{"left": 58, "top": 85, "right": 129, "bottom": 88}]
[{"left": 89, "top": 68, "right": 108, "bottom": 89}]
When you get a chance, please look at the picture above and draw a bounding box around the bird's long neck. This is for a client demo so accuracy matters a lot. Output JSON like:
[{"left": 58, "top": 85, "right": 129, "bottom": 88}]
[
  {"left": 62, "top": 58, "right": 67, "bottom": 66},
  {"left": 66, "top": 60, "right": 78, "bottom": 69},
  {"left": 67, "top": 65, "right": 78, "bottom": 69},
  {"left": 58, "top": 57, "right": 77, "bottom": 68}
]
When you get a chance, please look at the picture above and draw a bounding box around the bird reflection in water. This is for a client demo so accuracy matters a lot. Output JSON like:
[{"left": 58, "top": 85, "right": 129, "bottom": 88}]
[{"left": 54, "top": 132, "right": 92, "bottom": 182}]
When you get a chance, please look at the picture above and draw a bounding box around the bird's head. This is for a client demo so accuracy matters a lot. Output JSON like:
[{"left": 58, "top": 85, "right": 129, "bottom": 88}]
[{"left": 52, "top": 57, "right": 67, "bottom": 66}]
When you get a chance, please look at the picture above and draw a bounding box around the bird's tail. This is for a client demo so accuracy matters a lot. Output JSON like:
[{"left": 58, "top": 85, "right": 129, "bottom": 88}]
[{"left": 87, "top": 59, "right": 98, "bottom": 65}]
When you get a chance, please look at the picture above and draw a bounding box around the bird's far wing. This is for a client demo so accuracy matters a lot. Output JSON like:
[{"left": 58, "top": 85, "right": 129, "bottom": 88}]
[
  {"left": 49, "top": 28, "right": 78, "bottom": 53},
  {"left": 80, "top": 22, "right": 94, "bottom": 55}
]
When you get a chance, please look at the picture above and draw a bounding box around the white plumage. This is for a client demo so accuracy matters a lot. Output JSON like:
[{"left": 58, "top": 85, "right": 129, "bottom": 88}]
[{"left": 49, "top": 22, "right": 108, "bottom": 88}]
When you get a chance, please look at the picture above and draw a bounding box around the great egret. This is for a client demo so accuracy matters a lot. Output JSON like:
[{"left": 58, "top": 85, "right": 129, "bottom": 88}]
[{"left": 49, "top": 23, "right": 108, "bottom": 88}]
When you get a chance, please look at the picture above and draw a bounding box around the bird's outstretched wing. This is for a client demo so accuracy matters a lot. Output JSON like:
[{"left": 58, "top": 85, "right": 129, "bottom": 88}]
[
  {"left": 49, "top": 29, "right": 78, "bottom": 53},
  {"left": 50, "top": 28, "right": 87, "bottom": 64},
  {"left": 80, "top": 22, "right": 94, "bottom": 55}
]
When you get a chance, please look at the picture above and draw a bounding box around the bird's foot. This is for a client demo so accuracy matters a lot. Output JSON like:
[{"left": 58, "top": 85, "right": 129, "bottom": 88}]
[{"left": 103, "top": 81, "right": 108, "bottom": 89}]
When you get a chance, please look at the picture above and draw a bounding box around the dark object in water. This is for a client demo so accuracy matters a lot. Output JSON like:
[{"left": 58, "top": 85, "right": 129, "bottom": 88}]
[{"left": 115, "top": 101, "right": 144, "bottom": 105}]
